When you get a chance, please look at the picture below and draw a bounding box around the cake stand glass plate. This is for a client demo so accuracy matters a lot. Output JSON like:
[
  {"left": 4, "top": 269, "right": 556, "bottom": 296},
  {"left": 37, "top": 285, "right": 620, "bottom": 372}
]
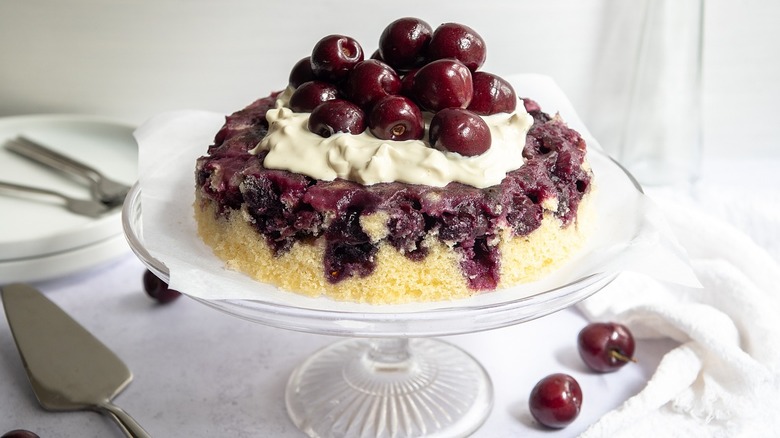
[{"left": 123, "top": 183, "right": 618, "bottom": 438}]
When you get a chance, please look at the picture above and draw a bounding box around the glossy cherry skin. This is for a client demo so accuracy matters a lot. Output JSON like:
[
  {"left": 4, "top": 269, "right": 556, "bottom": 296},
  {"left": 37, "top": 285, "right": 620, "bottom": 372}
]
[
  {"left": 529, "top": 373, "right": 583, "bottom": 429},
  {"left": 1, "top": 430, "right": 40, "bottom": 438},
  {"left": 288, "top": 56, "right": 316, "bottom": 89},
  {"left": 343, "top": 59, "right": 402, "bottom": 111},
  {"left": 399, "top": 68, "right": 419, "bottom": 97},
  {"left": 411, "top": 59, "right": 473, "bottom": 112},
  {"left": 427, "top": 22, "right": 486, "bottom": 71},
  {"left": 369, "top": 95, "right": 424, "bottom": 141},
  {"left": 429, "top": 108, "right": 491, "bottom": 156},
  {"left": 310, "top": 34, "right": 364, "bottom": 83},
  {"left": 468, "top": 71, "right": 517, "bottom": 115},
  {"left": 578, "top": 322, "right": 636, "bottom": 372},
  {"left": 142, "top": 269, "right": 181, "bottom": 304},
  {"left": 308, "top": 99, "right": 366, "bottom": 137},
  {"left": 289, "top": 81, "right": 340, "bottom": 112},
  {"left": 378, "top": 17, "right": 432, "bottom": 71}
]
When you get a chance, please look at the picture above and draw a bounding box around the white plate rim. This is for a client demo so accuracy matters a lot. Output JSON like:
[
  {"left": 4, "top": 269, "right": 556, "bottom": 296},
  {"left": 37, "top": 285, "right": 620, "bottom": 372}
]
[{"left": 0, "top": 113, "right": 137, "bottom": 261}]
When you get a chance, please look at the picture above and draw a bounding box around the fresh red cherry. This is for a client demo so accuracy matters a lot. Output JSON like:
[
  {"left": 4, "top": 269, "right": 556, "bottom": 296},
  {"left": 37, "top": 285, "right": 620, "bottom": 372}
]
[
  {"left": 399, "top": 68, "right": 418, "bottom": 97},
  {"left": 529, "top": 373, "right": 583, "bottom": 429},
  {"left": 343, "top": 59, "right": 401, "bottom": 111},
  {"left": 411, "top": 59, "right": 473, "bottom": 112},
  {"left": 289, "top": 80, "right": 339, "bottom": 113},
  {"left": 2, "top": 430, "right": 40, "bottom": 438},
  {"left": 143, "top": 269, "right": 181, "bottom": 304},
  {"left": 288, "top": 81, "right": 340, "bottom": 113},
  {"left": 288, "top": 57, "right": 316, "bottom": 89},
  {"left": 310, "top": 34, "right": 364, "bottom": 83},
  {"left": 578, "top": 322, "right": 636, "bottom": 372},
  {"left": 308, "top": 99, "right": 366, "bottom": 137},
  {"left": 467, "top": 71, "right": 517, "bottom": 115},
  {"left": 429, "top": 108, "right": 491, "bottom": 156},
  {"left": 378, "top": 17, "right": 432, "bottom": 71},
  {"left": 369, "top": 95, "right": 424, "bottom": 141},
  {"left": 427, "top": 22, "right": 487, "bottom": 71}
]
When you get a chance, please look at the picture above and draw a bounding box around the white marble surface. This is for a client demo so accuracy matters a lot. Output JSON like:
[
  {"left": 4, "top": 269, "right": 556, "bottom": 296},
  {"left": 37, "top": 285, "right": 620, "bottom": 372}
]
[
  {"left": 0, "top": 255, "right": 678, "bottom": 437},
  {"left": 1, "top": 158, "right": 778, "bottom": 437}
]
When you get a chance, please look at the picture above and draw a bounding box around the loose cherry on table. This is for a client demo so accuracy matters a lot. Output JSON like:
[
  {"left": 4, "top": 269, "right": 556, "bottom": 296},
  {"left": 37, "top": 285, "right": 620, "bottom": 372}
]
[
  {"left": 528, "top": 373, "right": 583, "bottom": 429},
  {"left": 1, "top": 430, "right": 40, "bottom": 438},
  {"left": 142, "top": 269, "right": 181, "bottom": 304},
  {"left": 577, "top": 322, "right": 636, "bottom": 373}
]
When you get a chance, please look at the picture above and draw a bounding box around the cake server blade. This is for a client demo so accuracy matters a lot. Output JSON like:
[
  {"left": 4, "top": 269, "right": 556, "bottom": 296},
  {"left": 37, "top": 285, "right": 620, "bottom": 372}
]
[{"left": 1, "top": 283, "right": 151, "bottom": 438}]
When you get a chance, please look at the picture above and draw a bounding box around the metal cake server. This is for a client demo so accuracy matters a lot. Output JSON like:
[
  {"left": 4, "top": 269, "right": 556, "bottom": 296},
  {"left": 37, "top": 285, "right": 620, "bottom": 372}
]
[
  {"left": 1, "top": 283, "right": 151, "bottom": 438},
  {"left": 5, "top": 136, "right": 130, "bottom": 206}
]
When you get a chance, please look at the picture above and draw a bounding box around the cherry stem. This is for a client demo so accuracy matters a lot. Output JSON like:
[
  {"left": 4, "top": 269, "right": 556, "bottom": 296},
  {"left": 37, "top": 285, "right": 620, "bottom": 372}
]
[{"left": 610, "top": 349, "right": 637, "bottom": 364}]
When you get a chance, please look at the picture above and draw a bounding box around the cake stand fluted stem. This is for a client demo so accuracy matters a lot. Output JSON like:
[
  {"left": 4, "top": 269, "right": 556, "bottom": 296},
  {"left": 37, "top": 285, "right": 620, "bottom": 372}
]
[{"left": 285, "top": 337, "right": 493, "bottom": 438}]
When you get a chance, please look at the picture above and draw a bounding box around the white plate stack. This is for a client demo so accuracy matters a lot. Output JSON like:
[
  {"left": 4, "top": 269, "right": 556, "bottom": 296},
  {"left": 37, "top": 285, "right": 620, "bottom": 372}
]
[{"left": 0, "top": 115, "right": 138, "bottom": 282}]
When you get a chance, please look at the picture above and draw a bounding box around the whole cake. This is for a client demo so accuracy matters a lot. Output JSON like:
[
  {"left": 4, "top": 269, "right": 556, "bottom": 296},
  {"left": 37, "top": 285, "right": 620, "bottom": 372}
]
[{"left": 195, "top": 18, "right": 594, "bottom": 304}]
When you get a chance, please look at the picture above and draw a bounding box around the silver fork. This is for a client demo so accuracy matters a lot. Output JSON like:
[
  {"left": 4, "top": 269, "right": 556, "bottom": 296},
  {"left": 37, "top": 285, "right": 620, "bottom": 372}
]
[
  {"left": 5, "top": 136, "right": 131, "bottom": 207},
  {"left": 0, "top": 180, "right": 109, "bottom": 218}
]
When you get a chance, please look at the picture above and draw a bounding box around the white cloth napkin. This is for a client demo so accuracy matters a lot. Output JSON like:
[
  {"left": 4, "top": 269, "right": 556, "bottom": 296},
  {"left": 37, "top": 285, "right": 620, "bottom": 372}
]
[{"left": 577, "top": 189, "right": 780, "bottom": 437}]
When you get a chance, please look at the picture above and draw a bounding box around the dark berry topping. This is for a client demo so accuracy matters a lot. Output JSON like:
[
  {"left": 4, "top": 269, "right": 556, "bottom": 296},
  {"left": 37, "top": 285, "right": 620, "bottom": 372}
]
[
  {"left": 427, "top": 23, "right": 486, "bottom": 71},
  {"left": 468, "top": 71, "right": 517, "bottom": 115},
  {"left": 429, "top": 108, "right": 491, "bottom": 156},
  {"left": 369, "top": 95, "right": 424, "bottom": 141},
  {"left": 343, "top": 59, "right": 402, "bottom": 111},
  {"left": 288, "top": 57, "right": 316, "bottom": 89},
  {"left": 308, "top": 100, "right": 366, "bottom": 137},
  {"left": 310, "top": 34, "right": 364, "bottom": 83},
  {"left": 378, "top": 17, "right": 433, "bottom": 71},
  {"left": 288, "top": 81, "right": 339, "bottom": 113},
  {"left": 410, "top": 59, "right": 473, "bottom": 112},
  {"left": 529, "top": 373, "right": 583, "bottom": 429},
  {"left": 142, "top": 269, "right": 181, "bottom": 304}
]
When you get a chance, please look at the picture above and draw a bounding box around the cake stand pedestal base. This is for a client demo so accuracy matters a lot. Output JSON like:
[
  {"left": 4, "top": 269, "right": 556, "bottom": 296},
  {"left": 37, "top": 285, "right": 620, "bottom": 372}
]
[{"left": 286, "top": 337, "right": 493, "bottom": 438}]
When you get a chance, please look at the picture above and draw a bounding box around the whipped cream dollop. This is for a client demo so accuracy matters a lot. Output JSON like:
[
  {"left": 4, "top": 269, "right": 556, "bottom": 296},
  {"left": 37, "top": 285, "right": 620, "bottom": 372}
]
[{"left": 249, "top": 87, "right": 533, "bottom": 188}]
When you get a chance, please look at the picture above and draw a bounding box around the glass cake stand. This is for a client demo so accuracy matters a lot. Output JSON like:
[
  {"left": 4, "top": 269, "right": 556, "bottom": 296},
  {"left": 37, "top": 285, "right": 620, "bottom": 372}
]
[{"left": 122, "top": 184, "right": 617, "bottom": 438}]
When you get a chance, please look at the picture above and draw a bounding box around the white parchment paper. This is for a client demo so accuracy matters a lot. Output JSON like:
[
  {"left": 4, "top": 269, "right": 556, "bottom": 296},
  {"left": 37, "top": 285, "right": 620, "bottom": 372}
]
[{"left": 133, "top": 74, "right": 699, "bottom": 312}]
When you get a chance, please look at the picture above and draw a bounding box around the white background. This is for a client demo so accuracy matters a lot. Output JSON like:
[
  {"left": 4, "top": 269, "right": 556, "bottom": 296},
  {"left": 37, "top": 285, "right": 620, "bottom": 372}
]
[{"left": 1, "top": 0, "right": 779, "bottom": 161}]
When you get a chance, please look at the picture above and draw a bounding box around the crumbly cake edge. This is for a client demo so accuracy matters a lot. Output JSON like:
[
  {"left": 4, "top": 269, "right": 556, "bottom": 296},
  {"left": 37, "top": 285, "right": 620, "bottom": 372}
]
[{"left": 193, "top": 187, "right": 595, "bottom": 305}]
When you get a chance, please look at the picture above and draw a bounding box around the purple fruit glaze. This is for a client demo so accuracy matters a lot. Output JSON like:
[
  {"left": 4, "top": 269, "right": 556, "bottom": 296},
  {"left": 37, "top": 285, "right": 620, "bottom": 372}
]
[{"left": 196, "top": 94, "right": 591, "bottom": 290}]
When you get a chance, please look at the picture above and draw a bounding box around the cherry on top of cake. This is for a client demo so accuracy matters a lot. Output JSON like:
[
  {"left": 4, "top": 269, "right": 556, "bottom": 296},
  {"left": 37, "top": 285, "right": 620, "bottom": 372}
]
[{"left": 282, "top": 18, "right": 519, "bottom": 158}]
